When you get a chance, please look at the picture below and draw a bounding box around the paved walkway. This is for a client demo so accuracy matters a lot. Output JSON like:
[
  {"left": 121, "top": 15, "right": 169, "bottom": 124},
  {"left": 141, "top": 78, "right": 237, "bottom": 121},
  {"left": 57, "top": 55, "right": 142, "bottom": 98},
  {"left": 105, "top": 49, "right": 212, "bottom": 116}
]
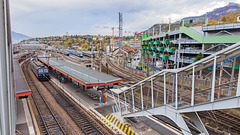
[{"left": 16, "top": 99, "right": 35, "bottom": 135}]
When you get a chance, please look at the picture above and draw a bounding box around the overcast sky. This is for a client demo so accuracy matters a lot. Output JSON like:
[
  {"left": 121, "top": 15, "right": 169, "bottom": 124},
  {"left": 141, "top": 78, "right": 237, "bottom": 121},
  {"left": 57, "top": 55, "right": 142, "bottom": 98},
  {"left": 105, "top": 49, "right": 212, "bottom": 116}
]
[{"left": 10, "top": 0, "right": 240, "bottom": 37}]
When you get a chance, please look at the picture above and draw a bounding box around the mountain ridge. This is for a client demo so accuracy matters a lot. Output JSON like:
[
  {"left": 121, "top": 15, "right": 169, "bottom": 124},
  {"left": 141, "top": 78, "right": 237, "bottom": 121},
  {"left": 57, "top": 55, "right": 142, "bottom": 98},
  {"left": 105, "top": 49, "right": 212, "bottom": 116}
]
[
  {"left": 11, "top": 31, "right": 32, "bottom": 43},
  {"left": 177, "top": 2, "right": 240, "bottom": 23}
]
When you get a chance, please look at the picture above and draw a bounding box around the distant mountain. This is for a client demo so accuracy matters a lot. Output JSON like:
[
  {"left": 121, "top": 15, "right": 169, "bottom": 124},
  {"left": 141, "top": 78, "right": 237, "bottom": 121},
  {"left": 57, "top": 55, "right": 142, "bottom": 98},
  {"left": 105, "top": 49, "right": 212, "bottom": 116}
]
[
  {"left": 11, "top": 31, "right": 32, "bottom": 43},
  {"left": 177, "top": 2, "right": 240, "bottom": 23}
]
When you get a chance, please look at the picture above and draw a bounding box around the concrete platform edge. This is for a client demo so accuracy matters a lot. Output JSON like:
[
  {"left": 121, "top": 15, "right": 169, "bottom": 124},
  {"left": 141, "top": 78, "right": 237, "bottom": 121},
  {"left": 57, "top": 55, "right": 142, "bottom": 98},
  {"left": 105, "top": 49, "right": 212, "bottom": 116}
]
[
  {"left": 22, "top": 99, "right": 35, "bottom": 135},
  {"left": 27, "top": 98, "right": 41, "bottom": 135}
]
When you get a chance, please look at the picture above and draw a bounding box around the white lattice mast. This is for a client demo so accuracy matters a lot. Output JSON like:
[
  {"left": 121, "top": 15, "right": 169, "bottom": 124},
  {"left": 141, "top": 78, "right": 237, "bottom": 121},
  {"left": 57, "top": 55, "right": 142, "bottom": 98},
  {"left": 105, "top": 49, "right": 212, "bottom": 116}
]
[{"left": 119, "top": 12, "right": 123, "bottom": 55}]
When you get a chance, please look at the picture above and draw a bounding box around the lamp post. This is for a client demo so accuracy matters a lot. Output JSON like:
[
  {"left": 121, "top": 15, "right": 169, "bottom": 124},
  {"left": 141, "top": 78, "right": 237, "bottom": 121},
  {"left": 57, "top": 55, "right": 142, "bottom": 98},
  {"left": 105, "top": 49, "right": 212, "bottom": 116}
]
[
  {"left": 130, "top": 52, "right": 133, "bottom": 79},
  {"left": 92, "top": 37, "right": 96, "bottom": 70},
  {"left": 147, "top": 52, "right": 149, "bottom": 77},
  {"left": 99, "top": 37, "right": 103, "bottom": 72}
]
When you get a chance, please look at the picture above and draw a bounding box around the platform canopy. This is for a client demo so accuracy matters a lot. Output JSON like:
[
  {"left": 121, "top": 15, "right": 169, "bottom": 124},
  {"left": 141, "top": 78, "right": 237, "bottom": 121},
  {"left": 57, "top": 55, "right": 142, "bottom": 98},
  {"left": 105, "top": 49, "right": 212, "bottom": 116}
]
[
  {"left": 13, "top": 52, "right": 31, "bottom": 97},
  {"left": 39, "top": 57, "right": 122, "bottom": 87},
  {"left": 110, "top": 86, "right": 129, "bottom": 95}
]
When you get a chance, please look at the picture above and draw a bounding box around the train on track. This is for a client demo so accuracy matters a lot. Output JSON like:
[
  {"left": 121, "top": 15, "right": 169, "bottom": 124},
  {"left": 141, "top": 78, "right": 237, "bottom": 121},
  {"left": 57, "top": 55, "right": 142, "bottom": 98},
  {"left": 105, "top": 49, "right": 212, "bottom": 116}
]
[
  {"left": 68, "top": 50, "right": 83, "bottom": 57},
  {"left": 64, "top": 51, "right": 70, "bottom": 56},
  {"left": 30, "top": 58, "right": 49, "bottom": 81},
  {"left": 83, "top": 51, "right": 95, "bottom": 58},
  {"left": 63, "top": 49, "right": 96, "bottom": 58}
]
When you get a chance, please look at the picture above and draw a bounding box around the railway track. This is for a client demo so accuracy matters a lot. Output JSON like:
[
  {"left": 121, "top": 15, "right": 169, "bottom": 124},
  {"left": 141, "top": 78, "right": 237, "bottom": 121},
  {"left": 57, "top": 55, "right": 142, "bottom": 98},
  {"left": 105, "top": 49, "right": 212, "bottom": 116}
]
[
  {"left": 107, "top": 58, "right": 167, "bottom": 101},
  {"left": 199, "top": 110, "right": 240, "bottom": 133},
  {"left": 23, "top": 62, "right": 66, "bottom": 135},
  {"left": 23, "top": 57, "right": 112, "bottom": 135},
  {"left": 107, "top": 59, "right": 144, "bottom": 81},
  {"left": 42, "top": 81, "right": 109, "bottom": 135}
]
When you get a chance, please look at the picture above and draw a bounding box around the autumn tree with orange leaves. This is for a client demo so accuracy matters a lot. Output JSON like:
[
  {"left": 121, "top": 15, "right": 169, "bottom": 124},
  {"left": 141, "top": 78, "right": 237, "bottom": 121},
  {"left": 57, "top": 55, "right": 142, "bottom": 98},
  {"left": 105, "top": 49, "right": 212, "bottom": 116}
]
[{"left": 206, "top": 8, "right": 240, "bottom": 25}]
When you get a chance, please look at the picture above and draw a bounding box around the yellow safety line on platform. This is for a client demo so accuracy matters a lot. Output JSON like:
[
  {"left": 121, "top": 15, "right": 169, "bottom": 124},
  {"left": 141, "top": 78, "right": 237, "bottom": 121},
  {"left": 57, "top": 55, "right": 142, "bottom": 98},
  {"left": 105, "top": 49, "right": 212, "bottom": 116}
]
[
  {"left": 105, "top": 114, "right": 137, "bottom": 135},
  {"left": 121, "top": 124, "right": 125, "bottom": 131},
  {"left": 113, "top": 117, "right": 117, "bottom": 125},
  {"left": 115, "top": 119, "right": 119, "bottom": 126},
  {"left": 124, "top": 126, "right": 128, "bottom": 133},
  {"left": 110, "top": 116, "right": 114, "bottom": 122},
  {"left": 118, "top": 122, "right": 122, "bottom": 128},
  {"left": 100, "top": 117, "right": 120, "bottom": 134}
]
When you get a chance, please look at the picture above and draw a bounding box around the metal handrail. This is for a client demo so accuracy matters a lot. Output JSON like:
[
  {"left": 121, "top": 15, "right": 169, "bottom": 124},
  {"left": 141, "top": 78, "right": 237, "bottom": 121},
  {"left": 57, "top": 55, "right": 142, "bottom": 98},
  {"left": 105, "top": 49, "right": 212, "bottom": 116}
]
[{"left": 203, "top": 23, "right": 240, "bottom": 31}]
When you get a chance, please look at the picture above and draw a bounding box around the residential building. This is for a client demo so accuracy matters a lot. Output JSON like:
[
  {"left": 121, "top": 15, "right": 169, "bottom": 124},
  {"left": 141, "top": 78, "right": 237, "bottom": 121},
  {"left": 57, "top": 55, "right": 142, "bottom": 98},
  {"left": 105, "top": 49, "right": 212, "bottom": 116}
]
[
  {"left": 113, "top": 46, "right": 137, "bottom": 58},
  {"left": 110, "top": 37, "right": 119, "bottom": 46},
  {"left": 142, "top": 19, "right": 240, "bottom": 66},
  {"left": 129, "top": 39, "right": 141, "bottom": 49},
  {"left": 237, "top": 15, "right": 240, "bottom": 22}
]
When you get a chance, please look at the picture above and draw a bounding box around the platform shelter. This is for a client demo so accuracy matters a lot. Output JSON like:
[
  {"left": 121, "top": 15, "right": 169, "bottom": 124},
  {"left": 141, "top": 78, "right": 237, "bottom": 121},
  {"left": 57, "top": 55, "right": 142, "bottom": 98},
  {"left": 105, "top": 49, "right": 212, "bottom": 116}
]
[{"left": 39, "top": 57, "right": 122, "bottom": 103}]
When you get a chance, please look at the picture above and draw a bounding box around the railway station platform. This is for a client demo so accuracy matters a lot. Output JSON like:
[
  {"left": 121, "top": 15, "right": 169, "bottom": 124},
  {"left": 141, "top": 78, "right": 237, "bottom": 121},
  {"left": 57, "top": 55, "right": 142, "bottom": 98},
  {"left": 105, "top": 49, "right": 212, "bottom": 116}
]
[
  {"left": 13, "top": 52, "right": 35, "bottom": 135},
  {"left": 39, "top": 57, "right": 122, "bottom": 87},
  {"left": 39, "top": 57, "right": 122, "bottom": 103},
  {"left": 14, "top": 52, "right": 31, "bottom": 97}
]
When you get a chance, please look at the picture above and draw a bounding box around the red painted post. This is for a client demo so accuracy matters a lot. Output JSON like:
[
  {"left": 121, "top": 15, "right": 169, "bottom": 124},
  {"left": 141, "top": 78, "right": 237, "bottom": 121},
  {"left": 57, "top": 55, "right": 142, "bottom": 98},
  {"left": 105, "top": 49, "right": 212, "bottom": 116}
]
[{"left": 102, "top": 87, "right": 105, "bottom": 103}]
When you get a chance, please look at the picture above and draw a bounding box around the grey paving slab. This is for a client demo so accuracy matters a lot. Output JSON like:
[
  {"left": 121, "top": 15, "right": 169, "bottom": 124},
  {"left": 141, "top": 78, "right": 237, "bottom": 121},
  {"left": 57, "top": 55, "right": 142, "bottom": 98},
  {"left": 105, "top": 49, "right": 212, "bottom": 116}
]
[
  {"left": 16, "top": 99, "right": 27, "bottom": 125},
  {"left": 16, "top": 123, "right": 29, "bottom": 135}
]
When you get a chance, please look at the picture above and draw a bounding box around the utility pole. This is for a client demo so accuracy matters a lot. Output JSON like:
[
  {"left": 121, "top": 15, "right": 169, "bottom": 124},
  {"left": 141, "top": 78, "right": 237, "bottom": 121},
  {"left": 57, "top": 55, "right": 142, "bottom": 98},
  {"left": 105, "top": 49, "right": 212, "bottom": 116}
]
[
  {"left": 147, "top": 53, "right": 149, "bottom": 77},
  {"left": 134, "top": 34, "right": 137, "bottom": 47},
  {"left": 153, "top": 27, "right": 155, "bottom": 36},
  {"left": 168, "top": 18, "right": 171, "bottom": 32},
  {"left": 159, "top": 23, "right": 161, "bottom": 35},
  {"left": 91, "top": 43, "right": 93, "bottom": 69},
  {"left": 92, "top": 37, "right": 96, "bottom": 70},
  {"left": 178, "top": 33, "right": 181, "bottom": 68},
  {"left": 111, "top": 27, "right": 114, "bottom": 52},
  {"left": 130, "top": 52, "right": 132, "bottom": 79},
  {"left": 100, "top": 40, "right": 102, "bottom": 72},
  {"left": 106, "top": 62, "right": 109, "bottom": 74}
]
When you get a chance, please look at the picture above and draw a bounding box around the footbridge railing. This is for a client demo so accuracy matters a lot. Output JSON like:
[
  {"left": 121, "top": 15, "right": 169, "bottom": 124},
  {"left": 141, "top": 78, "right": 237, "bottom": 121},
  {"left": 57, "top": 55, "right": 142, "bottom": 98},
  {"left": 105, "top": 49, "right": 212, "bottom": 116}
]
[{"left": 111, "top": 41, "right": 240, "bottom": 135}]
